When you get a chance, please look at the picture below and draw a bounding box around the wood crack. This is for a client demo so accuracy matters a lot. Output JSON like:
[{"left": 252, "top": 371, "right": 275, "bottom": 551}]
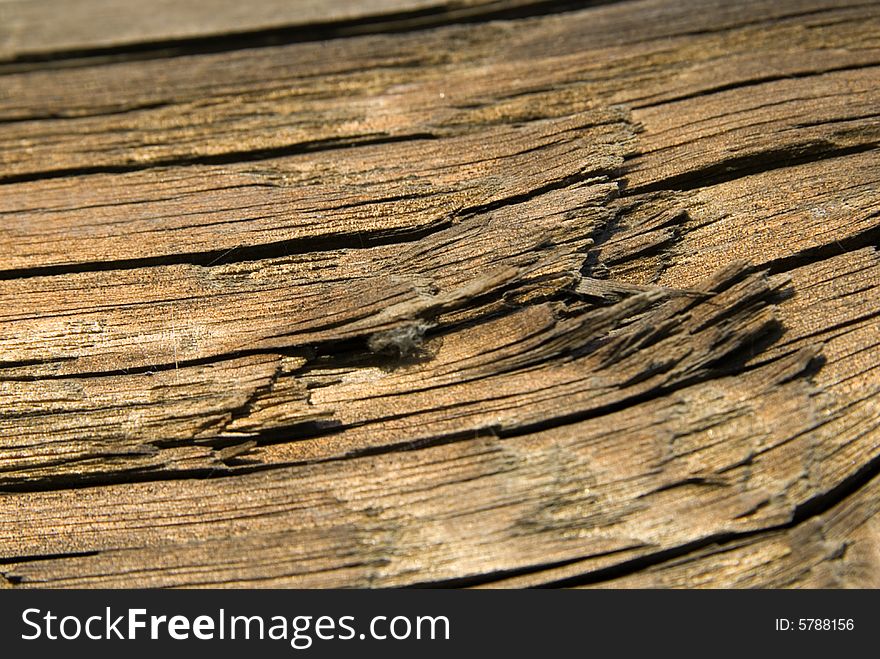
[
  {"left": 2, "top": 0, "right": 879, "bottom": 588},
  {"left": 0, "top": 132, "right": 439, "bottom": 186},
  {"left": 0, "top": 1, "right": 609, "bottom": 72}
]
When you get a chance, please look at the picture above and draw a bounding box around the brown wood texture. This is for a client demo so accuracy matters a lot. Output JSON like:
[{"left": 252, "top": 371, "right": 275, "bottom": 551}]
[
  {"left": 1, "top": 0, "right": 878, "bottom": 588},
  {"left": 0, "top": 0, "right": 562, "bottom": 63}
]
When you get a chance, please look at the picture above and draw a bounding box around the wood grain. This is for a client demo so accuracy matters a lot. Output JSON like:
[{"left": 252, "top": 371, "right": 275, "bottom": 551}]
[
  {"left": 1, "top": 0, "right": 878, "bottom": 588},
  {"left": 0, "top": 0, "right": 563, "bottom": 63}
]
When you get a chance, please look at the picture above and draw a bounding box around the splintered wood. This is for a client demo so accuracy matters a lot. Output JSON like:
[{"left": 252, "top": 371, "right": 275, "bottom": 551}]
[{"left": 1, "top": 0, "right": 878, "bottom": 588}]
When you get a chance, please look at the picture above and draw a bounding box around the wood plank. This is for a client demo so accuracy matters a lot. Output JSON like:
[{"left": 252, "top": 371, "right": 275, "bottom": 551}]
[
  {"left": 1, "top": 0, "right": 876, "bottom": 180},
  {"left": 579, "top": 471, "right": 880, "bottom": 588},
  {"left": 627, "top": 68, "right": 880, "bottom": 192},
  {"left": 2, "top": 248, "right": 879, "bottom": 586},
  {"left": 603, "top": 150, "right": 880, "bottom": 288},
  {"left": 0, "top": 118, "right": 625, "bottom": 379},
  {"left": 1, "top": 0, "right": 879, "bottom": 588},
  {"left": 0, "top": 112, "right": 628, "bottom": 271},
  {"left": 485, "top": 249, "right": 880, "bottom": 586},
  {"left": 0, "top": 0, "right": 553, "bottom": 62}
]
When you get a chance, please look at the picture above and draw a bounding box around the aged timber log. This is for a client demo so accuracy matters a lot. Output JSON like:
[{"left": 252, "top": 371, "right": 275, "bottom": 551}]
[{"left": 0, "top": 0, "right": 878, "bottom": 587}]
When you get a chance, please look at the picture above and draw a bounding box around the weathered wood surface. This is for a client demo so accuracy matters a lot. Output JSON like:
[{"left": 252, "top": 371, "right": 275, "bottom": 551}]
[
  {"left": 0, "top": 0, "right": 878, "bottom": 588},
  {"left": 0, "top": 0, "right": 564, "bottom": 64}
]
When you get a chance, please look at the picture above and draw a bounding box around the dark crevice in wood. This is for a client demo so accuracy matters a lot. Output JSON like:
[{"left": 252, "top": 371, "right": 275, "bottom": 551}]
[
  {"left": 624, "top": 143, "right": 878, "bottom": 194},
  {"left": 406, "top": 439, "right": 880, "bottom": 587},
  {"left": 0, "top": 0, "right": 611, "bottom": 74},
  {"left": 630, "top": 61, "right": 880, "bottom": 110},
  {"left": 744, "top": 347, "right": 827, "bottom": 385},
  {"left": 0, "top": 101, "right": 174, "bottom": 125},
  {"left": 535, "top": 534, "right": 744, "bottom": 587},
  {"left": 456, "top": 170, "right": 619, "bottom": 220},
  {"left": 0, "top": 348, "right": 287, "bottom": 381},
  {"left": 790, "top": 446, "right": 880, "bottom": 526},
  {"left": 0, "top": 165, "right": 614, "bottom": 282},
  {"left": 0, "top": 132, "right": 438, "bottom": 186},
  {"left": 0, "top": 214, "right": 449, "bottom": 283},
  {"left": 404, "top": 545, "right": 645, "bottom": 588},
  {"left": 0, "top": 464, "right": 227, "bottom": 495},
  {"left": 536, "top": 447, "right": 880, "bottom": 587},
  {"left": 0, "top": 550, "right": 101, "bottom": 567},
  {"left": 637, "top": 1, "right": 880, "bottom": 43},
  {"left": 0, "top": 356, "right": 77, "bottom": 372},
  {"left": 483, "top": 334, "right": 779, "bottom": 438},
  {"left": 794, "top": 110, "right": 880, "bottom": 129},
  {"left": 760, "top": 222, "right": 880, "bottom": 277}
]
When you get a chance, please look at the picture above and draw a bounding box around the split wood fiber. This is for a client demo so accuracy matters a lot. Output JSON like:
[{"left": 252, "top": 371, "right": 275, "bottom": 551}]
[{"left": 0, "top": 0, "right": 878, "bottom": 588}]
